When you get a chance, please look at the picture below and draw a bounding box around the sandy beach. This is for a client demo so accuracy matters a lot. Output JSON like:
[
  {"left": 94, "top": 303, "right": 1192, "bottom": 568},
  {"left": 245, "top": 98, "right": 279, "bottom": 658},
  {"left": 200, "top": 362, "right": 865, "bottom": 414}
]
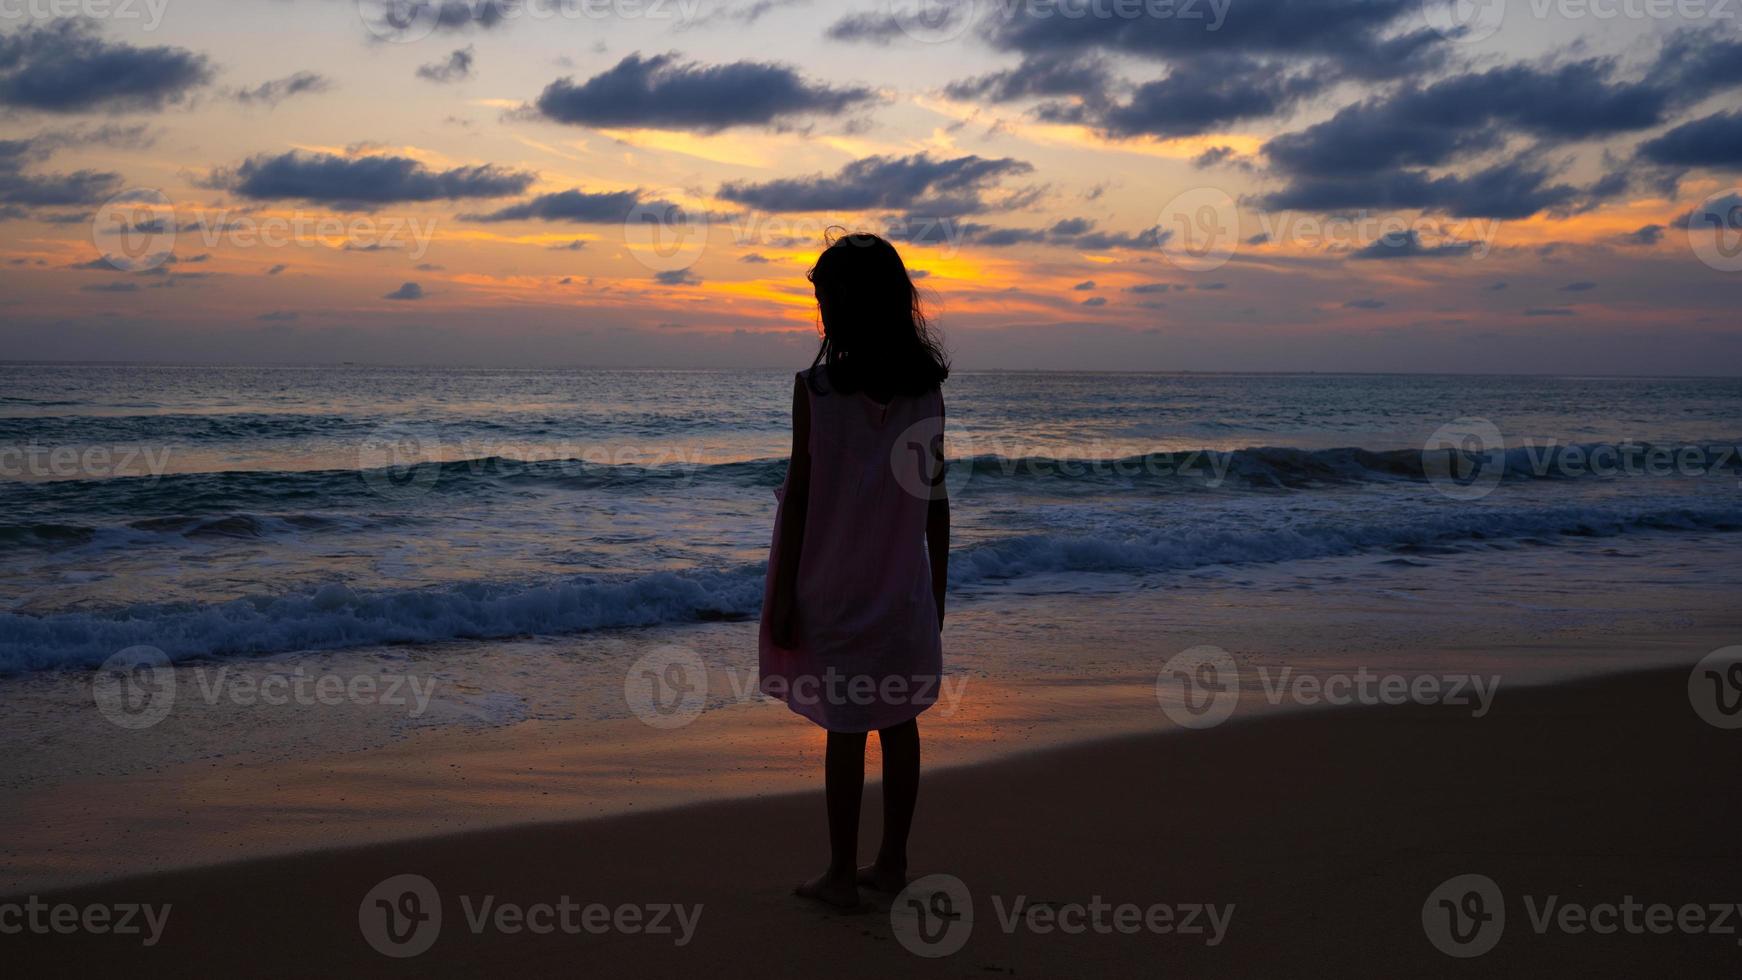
[{"left": 7, "top": 654, "right": 1739, "bottom": 976}]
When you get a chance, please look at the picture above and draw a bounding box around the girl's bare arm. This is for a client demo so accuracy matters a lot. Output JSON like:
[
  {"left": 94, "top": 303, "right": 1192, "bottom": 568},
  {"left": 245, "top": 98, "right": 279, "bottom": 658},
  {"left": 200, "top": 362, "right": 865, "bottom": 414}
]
[{"left": 769, "top": 376, "right": 811, "bottom": 647}]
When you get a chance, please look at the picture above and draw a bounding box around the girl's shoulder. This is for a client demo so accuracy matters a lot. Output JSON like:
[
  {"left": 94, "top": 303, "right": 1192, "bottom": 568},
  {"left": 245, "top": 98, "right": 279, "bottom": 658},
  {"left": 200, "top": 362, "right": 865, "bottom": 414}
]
[{"left": 797, "top": 365, "right": 835, "bottom": 395}]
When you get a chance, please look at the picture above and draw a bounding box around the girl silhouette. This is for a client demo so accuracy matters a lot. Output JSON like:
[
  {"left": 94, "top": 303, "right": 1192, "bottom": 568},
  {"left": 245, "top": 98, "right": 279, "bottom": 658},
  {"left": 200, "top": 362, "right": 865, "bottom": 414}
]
[{"left": 759, "top": 232, "right": 951, "bottom": 910}]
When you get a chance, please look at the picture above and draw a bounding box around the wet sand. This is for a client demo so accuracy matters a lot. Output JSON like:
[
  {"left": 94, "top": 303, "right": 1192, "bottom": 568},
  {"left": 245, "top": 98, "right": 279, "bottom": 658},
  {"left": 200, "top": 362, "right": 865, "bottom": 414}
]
[{"left": 6, "top": 661, "right": 1740, "bottom": 977}]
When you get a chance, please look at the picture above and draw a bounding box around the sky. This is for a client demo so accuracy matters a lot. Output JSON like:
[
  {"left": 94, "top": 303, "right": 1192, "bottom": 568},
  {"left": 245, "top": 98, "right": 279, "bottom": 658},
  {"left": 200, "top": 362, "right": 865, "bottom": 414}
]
[{"left": 0, "top": 0, "right": 1739, "bottom": 373}]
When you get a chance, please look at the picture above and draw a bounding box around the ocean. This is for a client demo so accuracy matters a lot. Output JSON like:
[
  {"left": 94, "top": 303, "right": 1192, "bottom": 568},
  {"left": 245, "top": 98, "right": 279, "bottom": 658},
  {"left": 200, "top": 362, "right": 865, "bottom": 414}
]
[{"left": 2, "top": 364, "right": 1740, "bottom": 675}]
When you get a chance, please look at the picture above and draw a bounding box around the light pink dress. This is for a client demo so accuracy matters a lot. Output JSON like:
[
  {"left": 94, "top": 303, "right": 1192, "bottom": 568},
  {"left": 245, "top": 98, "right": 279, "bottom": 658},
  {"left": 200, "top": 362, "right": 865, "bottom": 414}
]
[{"left": 758, "top": 367, "right": 945, "bottom": 733}]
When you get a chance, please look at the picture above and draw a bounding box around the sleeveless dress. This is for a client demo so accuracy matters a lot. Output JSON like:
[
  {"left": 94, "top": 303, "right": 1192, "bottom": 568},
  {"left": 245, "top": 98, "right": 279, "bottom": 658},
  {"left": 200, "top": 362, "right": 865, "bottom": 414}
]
[{"left": 757, "top": 367, "right": 945, "bottom": 733}]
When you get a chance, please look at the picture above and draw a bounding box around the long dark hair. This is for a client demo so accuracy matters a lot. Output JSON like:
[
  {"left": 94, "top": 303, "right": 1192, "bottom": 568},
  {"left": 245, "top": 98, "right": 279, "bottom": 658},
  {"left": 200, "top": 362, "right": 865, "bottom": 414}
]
[{"left": 806, "top": 232, "right": 949, "bottom": 398}]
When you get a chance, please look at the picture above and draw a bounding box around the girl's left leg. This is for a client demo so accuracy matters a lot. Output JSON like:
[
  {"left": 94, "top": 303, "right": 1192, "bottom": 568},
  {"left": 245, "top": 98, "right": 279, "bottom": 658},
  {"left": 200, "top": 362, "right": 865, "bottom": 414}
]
[{"left": 797, "top": 729, "right": 868, "bottom": 908}]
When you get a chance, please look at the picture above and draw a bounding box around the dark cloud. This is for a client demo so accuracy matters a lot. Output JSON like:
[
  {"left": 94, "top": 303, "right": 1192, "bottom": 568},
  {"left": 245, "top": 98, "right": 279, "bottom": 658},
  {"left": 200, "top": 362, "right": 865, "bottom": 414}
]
[
  {"left": 256, "top": 311, "right": 299, "bottom": 322},
  {"left": 654, "top": 269, "right": 701, "bottom": 285},
  {"left": 1254, "top": 33, "right": 1742, "bottom": 218},
  {"left": 739, "top": 252, "right": 771, "bottom": 263},
  {"left": 534, "top": 52, "right": 874, "bottom": 132},
  {"left": 1263, "top": 59, "right": 1668, "bottom": 181},
  {"left": 1125, "top": 283, "right": 1169, "bottom": 294},
  {"left": 0, "top": 131, "right": 123, "bottom": 206},
  {"left": 1343, "top": 298, "right": 1386, "bottom": 309},
  {"left": 417, "top": 46, "right": 475, "bottom": 84},
  {"left": 1560, "top": 281, "right": 1596, "bottom": 292},
  {"left": 1638, "top": 110, "right": 1742, "bottom": 168},
  {"left": 1616, "top": 224, "right": 1663, "bottom": 246},
  {"left": 384, "top": 282, "right": 424, "bottom": 300},
  {"left": 1523, "top": 307, "right": 1576, "bottom": 317},
  {"left": 266, "top": 263, "right": 288, "bottom": 275},
  {"left": 0, "top": 20, "right": 213, "bottom": 113},
  {"left": 1263, "top": 159, "right": 1584, "bottom": 220},
  {"left": 1113, "top": 63, "right": 1319, "bottom": 137},
  {"left": 359, "top": 0, "right": 515, "bottom": 40},
  {"left": 1080, "top": 296, "right": 1107, "bottom": 307},
  {"left": 1072, "top": 280, "right": 1096, "bottom": 291},
  {"left": 1349, "top": 230, "right": 1476, "bottom": 260},
  {"left": 547, "top": 239, "right": 589, "bottom": 250},
  {"left": 1193, "top": 145, "right": 1253, "bottom": 171},
  {"left": 944, "top": 52, "right": 1113, "bottom": 104},
  {"left": 903, "top": 216, "right": 1167, "bottom": 251},
  {"left": 973, "top": 0, "right": 1437, "bottom": 77},
  {"left": 80, "top": 281, "right": 139, "bottom": 293},
  {"left": 462, "top": 188, "right": 650, "bottom": 222},
  {"left": 235, "top": 71, "right": 331, "bottom": 107},
  {"left": 217, "top": 151, "right": 535, "bottom": 208},
  {"left": 681, "top": 0, "right": 808, "bottom": 29},
  {"left": 718, "top": 152, "right": 1031, "bottom": 215}
]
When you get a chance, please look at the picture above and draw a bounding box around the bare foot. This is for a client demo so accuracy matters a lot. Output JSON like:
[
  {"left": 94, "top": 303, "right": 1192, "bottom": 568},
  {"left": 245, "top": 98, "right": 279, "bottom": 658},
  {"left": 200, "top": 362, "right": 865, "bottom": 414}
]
[
  {"left": 856, "top": 863, "right": 908, "bottom": 894},
  {"left": 795, "top": 872, "right": 860, "bottom": 910}
]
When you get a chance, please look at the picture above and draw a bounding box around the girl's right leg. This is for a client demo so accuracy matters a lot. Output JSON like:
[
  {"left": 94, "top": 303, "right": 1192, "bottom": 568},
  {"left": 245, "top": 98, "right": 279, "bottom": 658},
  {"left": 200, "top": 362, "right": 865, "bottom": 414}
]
[
  {"left": 861, "top": 718, "right": 919, "bottom": 893},
  {"left": 796, "top": 729, "right": 867, "bottom": 909}
]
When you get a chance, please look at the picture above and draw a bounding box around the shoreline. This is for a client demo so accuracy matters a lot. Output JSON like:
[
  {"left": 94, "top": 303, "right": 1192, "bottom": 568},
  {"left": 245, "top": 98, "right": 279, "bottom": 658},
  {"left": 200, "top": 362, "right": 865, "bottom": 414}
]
[
  {"left": 6, "top": 662, "right": 1739, "bottom": 976},
  {"left": 4, "top": 535, "right": 1738, "bottom": 896}
]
